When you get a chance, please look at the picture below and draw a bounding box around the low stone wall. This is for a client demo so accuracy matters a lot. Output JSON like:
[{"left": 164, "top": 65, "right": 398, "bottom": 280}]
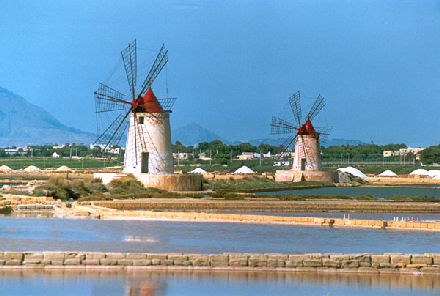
[
  {"left": 275, "top": 170, "right": 336, "bottom": 183},
  {"left": 1, "top": 252, "right": 440, "bottom": 274},
  {"left": 366, "top": 177, "right": 440, "bottom": 184},
  {"left": 136, "top": 173, "right": 203, "bottom": 191},
  {"left": 86, "top": 199, "right": 440, "bottom": 213},
  {"left": 73, "top": 205, "right": 440, "bottom": 232}
]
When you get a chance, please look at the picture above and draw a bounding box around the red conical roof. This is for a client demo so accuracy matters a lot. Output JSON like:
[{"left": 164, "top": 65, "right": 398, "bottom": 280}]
[
  {"left": 297, "top": 119, "right": 317, "bottom": 136},
  {"left": 134, "top": 87, "right": 164, "bottom": 113}
]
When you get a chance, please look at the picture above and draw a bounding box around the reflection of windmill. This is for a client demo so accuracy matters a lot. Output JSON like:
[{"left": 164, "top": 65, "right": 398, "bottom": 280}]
[
  {"left": 271, "top": 91, "right": 328, "bottom": 171},
  {"left": 94, "top": 39, "right": 175, "bottom": 174}
]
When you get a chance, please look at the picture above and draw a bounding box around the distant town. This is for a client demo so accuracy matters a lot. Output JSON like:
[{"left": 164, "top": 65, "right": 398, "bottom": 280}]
[{"left": 0, "top": 141, "right": 433, "bottom": 173}]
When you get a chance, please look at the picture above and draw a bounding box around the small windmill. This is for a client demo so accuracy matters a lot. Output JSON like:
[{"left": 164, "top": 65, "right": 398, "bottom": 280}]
[
  {"left": 271, "top": 91, "right": 328, "bottom": 171},
  {"left": 94, "top": 39, "right": 175, "bottom": 175}
]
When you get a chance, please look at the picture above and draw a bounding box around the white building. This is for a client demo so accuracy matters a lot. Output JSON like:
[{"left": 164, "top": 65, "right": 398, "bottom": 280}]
[{"left": 123, "top": 87, "right": 173, "bottom": 175}]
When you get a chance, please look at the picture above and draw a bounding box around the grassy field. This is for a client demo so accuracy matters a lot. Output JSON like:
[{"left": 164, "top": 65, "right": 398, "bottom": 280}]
[{"left": 0, "top": 158, "right": 122, "bottom": 170}]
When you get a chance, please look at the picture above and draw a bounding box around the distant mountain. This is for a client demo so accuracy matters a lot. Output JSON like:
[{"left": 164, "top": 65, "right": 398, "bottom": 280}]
[
  {"left": 172, "top": 123, "right": 226, "bottom": 146},
  {"left": 0, "top": 86, "right": 95, "bottom": 146},
  {"left": 232, "top": 138, "right": 285, "bottom": 146},
  {"left": 171, "top": 122, "right": 366, "bottom": 147}
]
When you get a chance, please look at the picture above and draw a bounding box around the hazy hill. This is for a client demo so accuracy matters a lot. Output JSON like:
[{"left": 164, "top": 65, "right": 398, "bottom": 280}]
[
  {"left": 234, "top": 137, "right": 366, "bottom": 147},
  {"left": 172, "top": 123, "right": 225, "bottom": 146},
  {"left": 0, "top": 87, "right": 95, "bottom": 146},
  {"left": 325, "top": 138, "right": 367, "bottom": 147},
  {"left": 172, "top": 123, "right": 365, "bottom": 148}
]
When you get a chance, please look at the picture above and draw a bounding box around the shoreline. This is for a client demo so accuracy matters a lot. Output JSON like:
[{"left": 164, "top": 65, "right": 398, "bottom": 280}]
[
  {"left": 100, "top": 215, "right": 440, "bottom": 233},
  {"left": 0, "top": 252, "right": 439, "bottom": 275},
  {"left": 84, "top": 199, "right": 440, "bottom": 213},
  {"left": 67, "top": 203, "right": 440, "bottom": 232}
]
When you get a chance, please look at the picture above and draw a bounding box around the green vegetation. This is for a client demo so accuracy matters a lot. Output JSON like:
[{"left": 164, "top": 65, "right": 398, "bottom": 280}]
[
  {"left": 34, "top": 176, "right": 107, "bottom": 200},
  {"left": 420, "top": 145, "right": 440, "bottom": 165},
  {"left": 0, "top": 140, "right": 430, "bottom": 172},
  {"left": 34, "top": 175, "right": 204, "bottom": 201},
  {"left": 172, "top": 140, "right": 427, "bottom": 173},
  {"left": 0, "top": 206, "right": 12, "bottom": 215},
  {"left": 321, "top": 143, "right": 408, "bottom": 162},
  {"left": 175, "top": 159, "right": 280, "bottom": 173},
  {"left": 1, "top": 144, "right": 123, "bottom": 159},
  {"left": 32, "top": 174, "right": 440, "bottom": 203},
  {"left": 387, "top": 194, "right": 439, "bottom": 202},
  {"left": 207, "top": 176, "right": 332, "bottom": 192},
  {"left": 0, "top": 158, "right": 121, "bottom": 170}
]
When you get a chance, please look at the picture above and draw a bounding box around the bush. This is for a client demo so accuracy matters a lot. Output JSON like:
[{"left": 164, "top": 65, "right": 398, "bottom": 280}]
[
  {"left": 0, "top": 206, "right": 12, "bottom": 214},
  {"left": 354, "top": 195, "right": 377, "bottom": 201},
  {"left": 34, "top": 176, "right": 108, "bottom": 200},
  {"left": 107, "top": 175, "right": 157, "bottom": 199},
  {"left": 389, "top": 194, "right": 439, "bottom": 202}
]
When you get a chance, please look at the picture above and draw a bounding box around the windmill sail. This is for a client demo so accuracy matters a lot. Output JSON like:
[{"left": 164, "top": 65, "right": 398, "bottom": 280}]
[
  {"left": 271, "top": 90, "right": 329, "bottom": 171},
  {"left": 139, "top": 44, "right": 168, "bottom": 96},
  {"left": 307, "top": 94, "right": 325, "bottom": 121},
  {"left": 289, "top": 91, "right": 302, "bottom": 126}
]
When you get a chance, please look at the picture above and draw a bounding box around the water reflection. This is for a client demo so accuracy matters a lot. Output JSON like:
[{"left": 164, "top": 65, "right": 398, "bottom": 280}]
[{"left": 0, "top": 269, "right": 438, "bottom": 296}]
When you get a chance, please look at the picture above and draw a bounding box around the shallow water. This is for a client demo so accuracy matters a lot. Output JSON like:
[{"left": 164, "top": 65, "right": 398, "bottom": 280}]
[
  {"left": 258, "top": 186, "right": 440, "bottom": 198},
  {"left": 0, "top": 217, "right": 439, "bottom": 254},
  {"left": 0, "top": 269, "right": 439, "bottom": 296}
]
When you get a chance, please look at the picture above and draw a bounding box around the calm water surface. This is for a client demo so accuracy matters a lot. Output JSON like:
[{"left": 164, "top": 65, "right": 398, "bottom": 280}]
[
  {"left": 0, "top": 270, "right": 439, "bottom": 296},
  {"left": 258, "top": 186, "right": 440, "bottom": 198},
  {"left": 0, "top": 217, "right": 439, "bottom": 254}
]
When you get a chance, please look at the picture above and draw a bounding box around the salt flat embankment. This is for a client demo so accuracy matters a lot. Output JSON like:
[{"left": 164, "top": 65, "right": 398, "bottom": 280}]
[
  {"left": 2, "top": 252, "right": 440, "bottom": 275},
  {"left": 83, "top": 199, "right": 440, "bottom": 213},
  {"left": 69, "top": 203, "right": 440, "bottom": 232}
]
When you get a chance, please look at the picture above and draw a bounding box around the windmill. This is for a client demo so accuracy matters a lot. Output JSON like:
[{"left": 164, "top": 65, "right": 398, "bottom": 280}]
[
  {"left": 271, "top": 91, "right": 328, "bottom": 171},
  {"left": 94, "top": 39, "right": 176, "bottom": 175}
]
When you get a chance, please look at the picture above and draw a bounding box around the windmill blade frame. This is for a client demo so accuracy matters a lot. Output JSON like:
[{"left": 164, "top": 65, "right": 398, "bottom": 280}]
[
  {"left": 158, "top": 97, "right": 177, "bottom": 111},
  {"left": 121, "top": 39, "right": 137, "bottom": 99},
  {"left": 139, "top": 44, "right": 168, "bottom": 96},
  {"left": 94, "top": 83, "right": 131, "bottom": 113},
  {"left": 307, "top": 94, "right": 325, "bottom": 121},
  {"left": 270, "top": 116, "right": 298, "bottom": 135},
  {"left": 280, "top": 134, "right": 296, "bottom": 152},
  {"left": 289, "top": 91, "right": 302, "bottom": 126},
  {"left": 94, "top": 109, "right": 131, "bottom": 150},
  {"left": 315, "top": 126, "right": 332, "bottom": 136}
]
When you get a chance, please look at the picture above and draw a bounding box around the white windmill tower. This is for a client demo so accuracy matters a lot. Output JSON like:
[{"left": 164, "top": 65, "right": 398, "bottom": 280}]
[
  {"left": 93, "top": 40, "right": 202, "bottom": 190},
  {"left": 271, "top": 91, "right": 335, "bottom": 182}
]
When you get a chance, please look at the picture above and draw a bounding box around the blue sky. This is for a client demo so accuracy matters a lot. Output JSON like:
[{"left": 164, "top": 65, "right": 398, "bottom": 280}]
[{"left": 0, "top": 0, "right": 439, "bottom": 146}]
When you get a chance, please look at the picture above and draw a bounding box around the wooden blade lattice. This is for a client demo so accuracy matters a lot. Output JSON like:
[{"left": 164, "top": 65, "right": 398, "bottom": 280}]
[
  {"left": 271, "top": 116, "right": 297, "bottom": 135},
  {"left": 280, "top": 135, "right": 296, "bottom": 151},
  {"left": 307, "top": 94, "right": 325, "bottom": 121},
  {"left": 95, "top": 83, "right": 130, "bottom": 113},
  {"left": 94, "top": 110, "right": 131, "bottom": 150},
  {"left": 158, "top": 97, "right": 176, "bottom": 111},
  {"left": 121, "top": 39, "right": 137, "bottom": 99},
  {"left": 289, "top": 91, "right": 302, "bottom": 126},
  {"left": 139, "top": 44, "right": 168, "bottom": 96}
]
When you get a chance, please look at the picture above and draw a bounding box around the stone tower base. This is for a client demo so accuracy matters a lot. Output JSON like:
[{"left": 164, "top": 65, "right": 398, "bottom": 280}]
[
  {"left": 135, "top": 173, "right": 203, "bottom": 191},
  {"left": 275, "top": 169, "right": 336, "bottom": 183}
]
